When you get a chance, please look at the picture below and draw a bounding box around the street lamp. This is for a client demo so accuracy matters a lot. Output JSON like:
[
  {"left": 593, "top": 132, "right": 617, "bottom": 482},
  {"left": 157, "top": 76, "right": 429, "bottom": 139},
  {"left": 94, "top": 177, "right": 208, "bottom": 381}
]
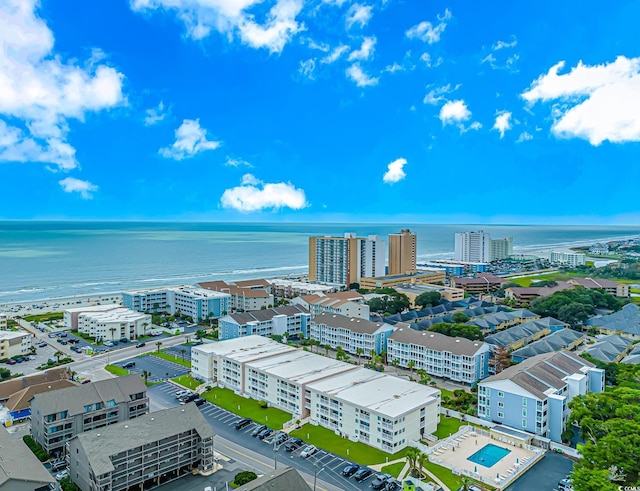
[
  {"left": 313, "top": 465, "right": 325, "bottom": 491},
  {"left": 273, "top": 438, "right": 278, "bottom": 469}
]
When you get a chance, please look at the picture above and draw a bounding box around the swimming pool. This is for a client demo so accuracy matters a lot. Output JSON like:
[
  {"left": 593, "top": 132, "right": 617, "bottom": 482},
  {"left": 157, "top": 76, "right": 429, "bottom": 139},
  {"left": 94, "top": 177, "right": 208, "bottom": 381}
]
[{"left": 467, "top": 443, "right": 511, "bottom": 468}]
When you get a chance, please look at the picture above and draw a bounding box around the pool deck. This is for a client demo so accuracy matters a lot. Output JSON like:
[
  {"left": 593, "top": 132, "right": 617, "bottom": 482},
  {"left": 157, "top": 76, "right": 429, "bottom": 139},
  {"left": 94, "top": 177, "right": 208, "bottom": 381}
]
[{"left": 428, "top": 426, "right": 542, "bottom": 489}]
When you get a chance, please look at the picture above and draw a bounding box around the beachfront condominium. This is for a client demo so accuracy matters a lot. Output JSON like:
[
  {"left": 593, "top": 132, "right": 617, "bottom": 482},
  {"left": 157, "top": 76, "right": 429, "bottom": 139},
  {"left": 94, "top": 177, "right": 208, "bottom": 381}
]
[
  {"left": 455, "top": 231, "right": 491, "bottom": 263},
  {"left": 0, "top": 330, "right": 32, "bottom": 359},
  {"left": 388, "top": 229, "right": 417, "bottom": 275},
  {"left": 387, "top": 327, "right": 491, "bottom": 385},
  {"left": 477, "top": 351, "right": 604, "bottom": 442},
  {"left": 191, "top": 336, "right": 441, "bottom": 452},
  {"left": 291, "top": 291, "right": 370, "bottom": 319},
  {"left": 550, "top": 251, "right": 586, "bottom": 267},
  {"left": 30, "top": 375, "right": 149, "bottom": 456},
  {"left": 123, "top": 286, "right": 230, "bottom": 321},
  {"left": 218, "top": 305, "right": 311, "bottom": 340},
  {"left": 70, "top": 306, "right": 151, "bottom": 341},
  {"left": 309, "top": 233, "right": 385, "bottom": 287},
  {"left": 490, "top": 237, "right": 514, "bottom": 261},
  {"left": 68, "top": 404, "right": 215, "bottom": 491},
  {"left": 0, "top": 312, "right": 7, "bottom": 330}
]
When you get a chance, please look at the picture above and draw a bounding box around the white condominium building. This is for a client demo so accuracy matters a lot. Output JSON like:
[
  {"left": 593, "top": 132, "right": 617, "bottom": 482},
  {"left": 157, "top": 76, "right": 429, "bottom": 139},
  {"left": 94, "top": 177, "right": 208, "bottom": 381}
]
[
  {"left": 0, "top": 313, "right": 7, "bottom": 330},
  {"left": 454, "top": 231, "right": 491, "bottom": 263},
  {"left": 0, "top": 330, "right": 32, "bottom": 359},
  {"left": 191, "top": 336, "right": 441, "bottom": 452},
  {"left": 64, "top": 304, "right": 122, "bottom": 331},
  {"left": 387, "top": 327, "right": 491, "bottom": 385},
  {"left": 292, "top": 291, "right": 370, "bottom": 320},
  {"left": 309, "top": 313, "right": 395, "bottom": 356},
  {"left": 550, "top": 251, "right": 586, "bottom": 267},
  {"left": 490, "top": 237, "right": 514, "bottom": 261},
  {"left": 361, "top": 235, "right": 386, "bottom": 278},
  {"left": 76, "top": 307, "right": 151, "bottom": 341},
  {"left": 306, "top": 368, "right": 440, "bottom": 452}
]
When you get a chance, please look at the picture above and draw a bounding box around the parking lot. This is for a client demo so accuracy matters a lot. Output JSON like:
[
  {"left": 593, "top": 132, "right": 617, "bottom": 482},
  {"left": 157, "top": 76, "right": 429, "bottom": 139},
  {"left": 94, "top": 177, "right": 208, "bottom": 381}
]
[
  {"left": 507, "top": 451, "right": 574, "bottom": 491},
  {"left": 163, "top": 344, "right": 192, "bottom": 361},
  {"left": 148, "top": 383, "right": 380, "bottom": 491},
  {"left": 114, "top": 355, "right": 190, "bottom": 382}
]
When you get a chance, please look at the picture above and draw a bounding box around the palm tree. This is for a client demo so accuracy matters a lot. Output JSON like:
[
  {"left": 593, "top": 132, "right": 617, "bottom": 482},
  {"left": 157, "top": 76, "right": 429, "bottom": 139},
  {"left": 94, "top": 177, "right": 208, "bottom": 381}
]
[
  {"left": 109, "top": 327, "right": 116, "bottom": 341},
  {"left": 406, "top": 447, "right": 419, "bottom": 476},
  {"left": 323, "top": 344, "right": 330, "bottom": 356},
  {"left": 407, "top": 360, "right": 416, "bottom": 379},
  {"left": 417, "top": 368, "right": 427, "bottom": 381},
  {"left": 142, "top": 370, "right": 151, "bottom": 385},
  {"left": 142, "top": 322, "right": 149, "bottom": 336},
  {"left": 156, "top": 341, "right": 162, "bottom": 353},
  {"left": 54, "top": 350, "right": 64, "bottom": 364},
  {"left": 460, "top": 476, "right": 473, "bottom": 491},
  {"left": 196, "top": 329, "right": 206, "bottom": 341},
  {"left": 392, "top": 358, "right": 400, "bottom": 374},
  {"left": 181, "top": 348, "right": 187, "bottom": 361},
  {"left": 417, "top": 452, "right": 428, "bottom": 479},
  {"left": 369, "top": 349, "right": 376, "bottom": 360},
  {"left": 356, "top": 348, "right": 364, "bottom": 365}
]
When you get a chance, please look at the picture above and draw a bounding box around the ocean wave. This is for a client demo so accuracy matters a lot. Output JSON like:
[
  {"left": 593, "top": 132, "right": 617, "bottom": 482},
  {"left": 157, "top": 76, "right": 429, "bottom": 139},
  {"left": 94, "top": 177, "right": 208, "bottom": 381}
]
[
  {"left": 138, "top": 265, "right": 308, "bottom": 284},
  {"left": 70, "top": 281, "right": 123, "bottom": 288}
]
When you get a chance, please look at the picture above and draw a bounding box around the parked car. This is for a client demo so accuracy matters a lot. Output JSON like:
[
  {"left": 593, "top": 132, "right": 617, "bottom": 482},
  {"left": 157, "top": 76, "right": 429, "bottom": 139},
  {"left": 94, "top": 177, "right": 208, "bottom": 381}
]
[
  {"left": 272, "top": 432, "right": 289, "bottom": 446},
  {"left": 111, "top": 340, "right": 119, "bottom": 345},
  {"left": 14, "top": 357, "right": 24, "bottom": 363},
  {"left": 342, "top": 464, "right": 360, "bottom": 477},
  {"left": 120, "top": 337, "right": 129, "bottom": 343},
  {"left": 67, "top": 338, "right": 79, "bottom": 344},
  {"left": 71, "top": 346, "right": 81, "bottom": 353},
  {"left": 284, "top": 438, "right": 303, "bottom": 452},
  {"left": 175, "top": 390, "right": 191, "bottom": 399},
  {"left": 48, "top": 333, "right": 56, "bottom": 338},
  {"left": 180, "top": 393, "right": 199, "bottom": 404},
  {"left": 300, "top": 445, "right": 317, "bottom": 458},
  {"left": 58, "top": 340, "right": 67, "bottom": 345},
  {"left": 103, "top": 341, "right": 114, "bottom": 347},
  {"left": 353, "top": 467, "right": 373, "bottom": 482},
  {"left": 258, "top": 428, "right": 273, "bottom": 440},
  {"left": 194, "top": 398, "right": 206, "bottom": 407},
  {"left": 81, "top": 379, "right": 92, "bottom": 384},
  {"left": 234, "top": 418, "right": 252, "bottom": 430},
  {"left": 383, "top": 479, "right": 401, "bottom": 491},
  {"left": 122, "top": 361, "right": 136, "bottom": 369},
  {"left": 55, "top": 470, "right": 69, "bottom": 481},
  {"left": 58, "top": 332, "right": 67, "bottom": 338},
  {"left": 50, "top": 460, "right": 67, "bottom": 472},
  {"left": 136, "top": 342, "right": 146, "bottom": 348},
  {"left": 5, "top": 359, "right": 16, "bottom": 365},
  {"left": 37, "top": 341, "right": 47, "bottom": 347},
  {"left": 371, "top": 474, "right": 392, "bottom": 489},
  {"left": 251, "top": 424, "right": 267, "bottom": 437}
]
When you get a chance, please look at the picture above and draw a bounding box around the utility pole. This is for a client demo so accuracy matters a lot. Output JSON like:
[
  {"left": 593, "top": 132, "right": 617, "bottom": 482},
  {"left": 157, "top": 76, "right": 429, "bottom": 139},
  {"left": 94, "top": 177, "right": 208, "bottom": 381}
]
[{"left": 273, "top": 438, "right": 278, "bottom": 469}]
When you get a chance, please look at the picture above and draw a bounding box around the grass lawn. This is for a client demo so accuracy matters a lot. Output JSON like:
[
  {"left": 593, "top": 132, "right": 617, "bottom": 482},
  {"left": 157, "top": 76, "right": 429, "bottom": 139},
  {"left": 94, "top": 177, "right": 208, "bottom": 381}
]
[
  {"left": 433, "top": 416, "right": 467, "bottom": 439},
  {"left": 147, "top": 351, "right": 191, "bottom": 368},
  {"left": 381, "top": 462, "right": 406, "bottom": 479},
  {"left": 105, "top": 365, "right": 129, "bottom": 377},
  {"left": 289, "top": 424, "right": 408, "bottom": 466},
  {"left": 201, "top": 387, "right": 291, "bottom": 429},
  {"left": 423, "top": 461, "right": 467, "bottom": 491},
  {"left": 23, "top": 312, "right": 64, "bottom": 322},
  {"left": 439, "top": 388, "right": 454, "bottom": 400},
  {"left": 172, "top": 374, "right": 201, "bottom": 390}
]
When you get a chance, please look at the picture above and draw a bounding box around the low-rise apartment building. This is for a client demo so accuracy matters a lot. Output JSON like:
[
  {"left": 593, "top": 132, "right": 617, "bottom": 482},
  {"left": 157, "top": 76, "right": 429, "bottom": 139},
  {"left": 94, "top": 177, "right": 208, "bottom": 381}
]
[
  {"left": 191, "top": 336, "right": 441, "bottom": 452},
  {"left": 68, "top": 404, "right": 215, "bottom": 491},
  {"left": 0, "top": 425, "right": 55, "bottom": 491},
  {"left": 0, "top": 313, "right": 7, "bottom": 330},
  {"left": 306, "top": 368, "right": 440, "bottom": 452},
  {"left": 64, "top": 304, "right": 122, "bottom": 330},
  {"left": 75, "top": 307, "right": 151, "bottom": 341},
  {"left": 505, "top": 282, "right": 574, "bottom": 306},
  {"left": 198, "top": 279, "right": 274, "bottom": 311},
  {"left": 394, "top": 283, "right": 465, "bottom": 307},
  {"left": 268, "top": 279, "right": 335, "bottom": 298},
  {"left": 387, "top": 327, "right": 491, "bottom": 384},
  {"left": 291, "top": 291, "right": 370, "bottom": 319},
  {"left": 477, "top": 351, "right": 605, "bottom": 442},
  {"left": 568, "top": 277, "right": 630, "bottom": 297},
  {"left": 550, "top": 251, "right": 586, "bottom": 267},
  {"left": 309, "top": 312, "right": 395, "bottom": 356},
  {"left": 451, "top": 273, "right": 505, "bottom": 294},
  {"left": 30, "top": 375, "right": 149, "bottom": 456},
  {"left": 467, "top": 309, "right": 540, "bottom": 333},
  {"left": 219, "top": 305, "right": 311, "bottom": 340},
  {"left": 123, "top": 286, "right": 230, "bottom": 321},
  {"left": 359, "top": 270, "right": 445, "bottom": 290},
  {"left": 484, "top": 317, "right": 567, "bottom": 351},
  {"left": 0, "top": 330, "right": 31, "bottom": 359},
  {"left": 585, "top": 303, "right": 640, "bottom": 338}
]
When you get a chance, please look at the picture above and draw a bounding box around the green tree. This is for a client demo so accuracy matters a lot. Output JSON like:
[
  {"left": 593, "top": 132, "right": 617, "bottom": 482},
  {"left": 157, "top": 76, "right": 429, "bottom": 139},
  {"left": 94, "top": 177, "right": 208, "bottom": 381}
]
[
  {"left": 415, "top": 291, "right": 441, "bottom": 308},
  {"left": 142, "top": 370, "right": 151, "bottom": 384},
  {"left": 451, "top": 312, "right": 470, "bottom": 323},
  {"left": 406, "top": 447, "right": 419, "bottom": 475},
  {"left": 156, "top": 341, "right": 162, "bottom": 353},
  {"left": 54, "top": 350, "right": 64, "bottom": 363},
  {"left": 392, "top": 358, "right": 400, "bottom": 374},
  {"left": 195, "top": 328, "right": 206, "bottom": 340},
  {"left": 356, "top": 347, "right": 364, "bottom": 365},
  {"left": 181, "top": 348, "right": 187, "bottom": 361},
  {"left": 234, "top": 471, "right": 258, "bottom": 485},
  {"left": 407, "top": 360, "right": 416, "bottom": 378},
  {"left": 427, "top": 322, "right": 484, "bottom": 341}
]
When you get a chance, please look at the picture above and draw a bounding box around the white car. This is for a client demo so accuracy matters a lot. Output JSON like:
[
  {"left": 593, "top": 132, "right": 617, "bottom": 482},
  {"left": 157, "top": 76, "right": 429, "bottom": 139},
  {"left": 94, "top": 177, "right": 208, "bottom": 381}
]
[
  {"left": 55, "top": 469, "right": 69, "bottom": 481},
  {"left": 300, "top": 445, "right": 317, "bottom": 458},
  {"left": 175, "top": 390, "right": 190, "bottom": 399}
]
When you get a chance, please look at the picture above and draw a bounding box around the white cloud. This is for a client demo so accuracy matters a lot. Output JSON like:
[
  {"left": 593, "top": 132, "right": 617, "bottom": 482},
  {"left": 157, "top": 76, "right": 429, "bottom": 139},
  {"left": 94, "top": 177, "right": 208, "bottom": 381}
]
[
  {"left": 522, "top": 56, "right": 640, "bottom": 145},
  {"left": 299, "top": 58, "right": 316, "bottom": 79},
  {"left": 346, "top": 64, "right": 379, "bottom": 87},
  {"left": 493, "top": 111, "right": 512, "bottom": 138},
  {"left": 346, "top": 4, "right": 373, "bottom": 29},
  {"left": 405, "top": 9, "right": 452, "bottom": 44},
  {"left": 131, "top": 0, "right": 304, "bottom": 54},
  {"left": 382, "top": 158, "right": 407, "bottom": 184},
  {"left": 0, "top": 0, "right": 125, "bottom": 171},
  {"left": 423, "top": 83, "right": 459, "bottom": 105},
  {"left": 482, "top": 36, "right": 519, "bottom": 71},
  {"left": 467, "top": 121, "right": 482, "bottom": 131},
  {"left": 385, "top": 62, "right": 404, "bottom": 73},
  {"left": 58, "top": 177, "right": 98, "bottom": 199},
  {"left": 220, "top": 173, "right": 308, "bottom": 212},
  {"left": 225, "top": 156, "right": 253, "bottom": 167},
  {"left": 159, "top": 119, "right": 221, "bottom": 160},
  {"left": 144, "top": 101, "right": 167, "bottom": 126},
  {"left": 439, "top": 100, "right": 471, "bottom": 124},
  {"left": 321, "top": 45, "right": 349, "bottom": 64},
  {"left": 348, "top": 37, "right": 376, "bottom": 61},
  {"left": 493, "top": 37, "right": 517, "bottom": 50},
  {"left": 516, "top": 131, "right": 533, "bottom": 143}
]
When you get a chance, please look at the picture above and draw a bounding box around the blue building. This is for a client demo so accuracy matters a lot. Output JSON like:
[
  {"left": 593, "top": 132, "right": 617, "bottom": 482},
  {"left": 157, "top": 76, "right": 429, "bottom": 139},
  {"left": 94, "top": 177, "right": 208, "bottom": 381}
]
[
  {"left": 219, "top": 305, "right": 310, "bottom": 340},
  {"left": 123, "top": 286, "right": 230, "bottom": 321},
  {"left": 477, "top": 351, "right": 605, "bottom": 442}
]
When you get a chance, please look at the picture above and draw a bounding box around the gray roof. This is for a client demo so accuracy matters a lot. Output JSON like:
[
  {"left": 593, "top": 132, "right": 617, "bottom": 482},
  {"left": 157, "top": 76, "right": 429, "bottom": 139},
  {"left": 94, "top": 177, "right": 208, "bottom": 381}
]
[
  {"left": 389, "top": 327, "right": 488, "bottom": 356},
  {"left": 235, "top": 466, "right": 311, "bottom": 490},
  {"left": 510, "top": 329, "right": 585, "bottom": 360},
  {"left": 485, "top": 317, "right": 566, "bottom": 346},
  {"left": 31, "top": 374, "right": 147, "bottom": 416},
  {"left": 584, "top": 334, "right": 633, "bottom": 362},
  {"left": 467, "top": 309, "right": 538, "bottom": 330},
  {"left": 226, "top": 305, "right": 309, "bottom": 325},
  {"left": 586, "top": 303, "right": 640, "bottom": 336},
  {"left": 73, "top": 404, "right": 215, "bottom": 475},
  {"left": 0, "top": 425, "right": 55, "bottom": 486},
  {"left": 312, "top": 312, "right": 393, "bottom": 335},
  {"left": 482, "top": 351, "right": 595, "bottom": 400}
]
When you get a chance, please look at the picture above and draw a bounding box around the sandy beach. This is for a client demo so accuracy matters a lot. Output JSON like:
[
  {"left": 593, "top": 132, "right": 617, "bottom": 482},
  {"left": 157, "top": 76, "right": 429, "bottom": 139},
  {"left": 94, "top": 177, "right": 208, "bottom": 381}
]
[{"left": 0, "top": 293, "right": 123, "bottom": 318}]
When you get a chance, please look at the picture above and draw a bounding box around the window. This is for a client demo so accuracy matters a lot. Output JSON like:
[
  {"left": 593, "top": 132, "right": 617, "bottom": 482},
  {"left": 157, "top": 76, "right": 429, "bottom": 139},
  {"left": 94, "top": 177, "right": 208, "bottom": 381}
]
[
  {"left": 522, "top": 398, "right": 527, "bottom": 406},
  {"left": 522, "top": 419, "right": 527, "bottom": 427},
  {"left": 497, "top": 412, "right": 504, "bottom": 418},
  {"left": 522, "top": 409, "right": 527, "bottom": 417},
  {"left": 498, "top": 391, "right": 504, "bottom": 397},
  {"left": 498, "top": 402, "right": 504, "bottom": 408}
]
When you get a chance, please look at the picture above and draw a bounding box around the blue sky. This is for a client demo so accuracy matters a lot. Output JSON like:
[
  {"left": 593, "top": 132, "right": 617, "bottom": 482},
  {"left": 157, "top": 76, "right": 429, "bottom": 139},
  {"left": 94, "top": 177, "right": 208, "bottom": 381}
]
[{"left": 1, "top": 0, "right": 639, "bottom": 223}]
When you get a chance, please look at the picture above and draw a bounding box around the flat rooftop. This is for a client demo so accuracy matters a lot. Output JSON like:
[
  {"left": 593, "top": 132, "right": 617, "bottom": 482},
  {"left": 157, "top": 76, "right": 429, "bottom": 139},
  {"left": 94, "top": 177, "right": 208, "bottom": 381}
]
[
  {"left": 307, "top": 367, "right": 440, "bottom": 418},
  {"left": 192, "top": 335, "right": 296, "bottom": 363},
  {"left": 0, "top": 330, "right": 29, "bottom": 340},
  {"left": 64, "top": 304, "right": 122, "bottom": 314},
  {"left": 78, "top": 307, "right": 148, "bottom": 322},
  {"left": 246, "top": 350, "right": 357, "bottom": 385},
  {"left": 367, "top": 271, "right": 444, "bottom": 281}
]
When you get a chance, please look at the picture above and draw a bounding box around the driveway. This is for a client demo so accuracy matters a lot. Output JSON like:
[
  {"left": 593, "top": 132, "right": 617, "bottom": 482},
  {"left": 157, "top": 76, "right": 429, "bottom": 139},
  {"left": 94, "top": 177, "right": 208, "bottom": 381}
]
[
  {"left": 506, "top": 451, "right": 573, "bottom": 491},
  {"left": 114, "top": 355, "right": 189, "bottom": 382}
]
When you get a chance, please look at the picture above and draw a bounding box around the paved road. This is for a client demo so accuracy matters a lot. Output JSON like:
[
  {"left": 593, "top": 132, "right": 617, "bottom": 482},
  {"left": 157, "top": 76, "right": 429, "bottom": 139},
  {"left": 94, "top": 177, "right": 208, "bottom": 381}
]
[{"left": 148, "top": 383, "right": 380, "bottom": 491}]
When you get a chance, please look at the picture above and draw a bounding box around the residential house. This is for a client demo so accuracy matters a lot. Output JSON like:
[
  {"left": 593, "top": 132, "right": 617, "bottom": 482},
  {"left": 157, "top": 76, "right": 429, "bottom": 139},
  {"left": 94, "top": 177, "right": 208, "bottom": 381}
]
[
  {"left": 123, "top": 286, "right": 230, "bottom": 321},
  {"left": 0, "top": 330, "right": 31, "bottom": 359},
  {"left": 267, "top": 279, "right": 335, "bottom": 298},
  {"left": 467, "top": 309, "right": 540, "bottom": 333},
  {"left": 505, "top": 282, "right": 574, "bottom": 306},
  {"left": 235, "top": 467, "right": 311, "bottom": 491},
  {"left": 484, "top": 317, "right": 567, "bottom": 351},
  {"left": 583, "top": 334, "right": 633, "bottom": 363},
  {"left": 585, "top": 303, "right": 640, "bottom": 338},
  {"left": 394, "top": 283, "right": 465, "bottom": 307},
  {"left": 510, "top": 329, "right": 586, "bottom": 363}
]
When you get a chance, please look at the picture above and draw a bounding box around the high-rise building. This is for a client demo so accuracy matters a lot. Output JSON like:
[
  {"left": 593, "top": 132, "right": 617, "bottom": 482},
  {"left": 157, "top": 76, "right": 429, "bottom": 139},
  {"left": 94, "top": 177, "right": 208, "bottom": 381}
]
[
  {"left": 454, "top": 231, "right": 491, "bottom": 263},
  {"left": 490, "top": 237, "right": 514, "bottom": 261},
  {"left": 309, "top": 233, "right": 362, "bottom": 286},
  {"left": 388, "top": 229, "right": 417, "bottom": 275},
  {"left": 361, "top": 234, "right": 386, "bottom": 278}
]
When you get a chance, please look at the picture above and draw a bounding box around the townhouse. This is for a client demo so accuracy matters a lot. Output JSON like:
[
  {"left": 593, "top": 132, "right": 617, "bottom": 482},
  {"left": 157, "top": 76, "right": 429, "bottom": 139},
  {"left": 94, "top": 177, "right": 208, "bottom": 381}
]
[
  {"left": 198, "top": 279, "right": 274, "bottom": 311},
  {"left": 466, "top": 309, "right": 540, "bottom": 333},
  {"left": 292, "top": 291, "right": 370, "bottom": 319}
]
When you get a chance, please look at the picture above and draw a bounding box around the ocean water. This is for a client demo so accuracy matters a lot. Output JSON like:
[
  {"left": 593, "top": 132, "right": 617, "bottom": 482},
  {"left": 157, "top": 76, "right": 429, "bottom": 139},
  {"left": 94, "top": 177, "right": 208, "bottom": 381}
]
[{"left": 0, "top": 221, "right": 638, "bottom": 304}]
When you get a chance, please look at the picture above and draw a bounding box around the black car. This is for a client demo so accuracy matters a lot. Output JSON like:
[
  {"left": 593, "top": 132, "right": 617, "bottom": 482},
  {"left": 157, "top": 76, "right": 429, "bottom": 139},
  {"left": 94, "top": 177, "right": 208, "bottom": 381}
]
[
  {"left": 353, "top": 467, "right": 373, "bottom": 482},
  {"left": 194, "top": 397, "right": 206, "bottom": 407},
  {"left": 180, "top": 393, "right": 199, "bottom": 404},
  {"left": 234, "top": 418, "right": 252, "bottom": 430},
  {"left": 383, "top": 479, "right": 401, "bottom": 491},
  {"left": 120, "top": 337, "right": 129, "bottom": 343},
  {"left": 122, "top": 361, "right": 136, "bottom": 369},
  {"left": 371, "top": 474, "right": 392, "bottom": 490},
  {"left": 251, "top": 424, "right": 267, "bottom": 437},
  {"left": 136, "top": 342, "right": 146, "bottom": 348},
  {"left": 284, "top": 438, "right": 303, "bottom": 452},
  {"left": 342, "top": 464, "right": 360, "bottom": 477},
  {"left": 258, "top": 428, "right": 273, "bottom": 440},
  {"left": 273, "top": 432, "right": 289, "bottom": 446}
]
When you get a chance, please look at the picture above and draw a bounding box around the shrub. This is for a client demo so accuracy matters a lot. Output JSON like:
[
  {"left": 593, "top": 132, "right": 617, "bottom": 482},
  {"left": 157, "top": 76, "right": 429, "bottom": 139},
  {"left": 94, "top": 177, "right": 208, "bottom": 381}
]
[
  {"left": 22, "top": 435, "right": 50, "bottom": 462},
  {"left": 234, "top": 471, "right": 258, "bottom": 486},
  {"left": 258, "top": 400, "right": 268, "bottom": 409}
]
